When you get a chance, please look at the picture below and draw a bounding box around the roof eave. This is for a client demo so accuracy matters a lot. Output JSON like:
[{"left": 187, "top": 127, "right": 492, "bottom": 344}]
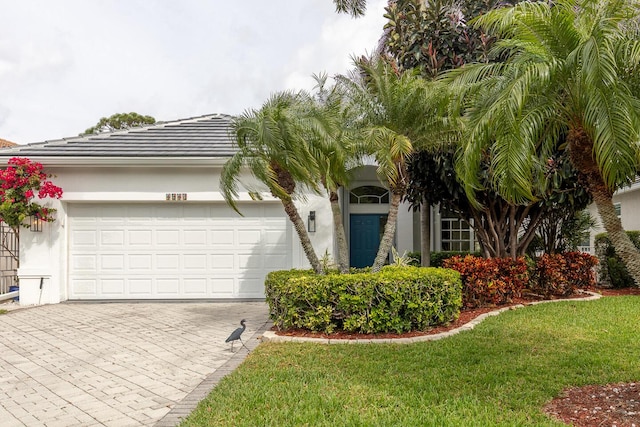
[{"left": 0, "top": 156, "right": 230, "bottom": 167}]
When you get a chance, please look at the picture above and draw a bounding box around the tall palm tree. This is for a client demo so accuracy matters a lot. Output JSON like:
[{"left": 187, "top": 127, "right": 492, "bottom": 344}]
[
  {"left": 308, "top": 74, "right": 361, "bottom": 273},
  {"left": 447, "top": 0, "right": 640, "bottom": 282},
  {"left": 221, "top": 91, "right": 325, "bottom": 274},
  {"left": 341, "top": 57, "right": 447, "bottom": 272}
]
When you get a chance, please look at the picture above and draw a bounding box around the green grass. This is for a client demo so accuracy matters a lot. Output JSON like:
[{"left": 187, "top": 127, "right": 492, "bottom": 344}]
[
  {"left": 181, "top": 297, "right": 640, "bottom": 426},
  {"left": 0, "top": 309, "right": 7, "bottom": 315}
]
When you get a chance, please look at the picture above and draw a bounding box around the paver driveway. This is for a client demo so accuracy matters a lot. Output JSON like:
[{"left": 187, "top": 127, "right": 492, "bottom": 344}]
[{"left": 0, "top": 302, "right": 269, "bottom": 427}]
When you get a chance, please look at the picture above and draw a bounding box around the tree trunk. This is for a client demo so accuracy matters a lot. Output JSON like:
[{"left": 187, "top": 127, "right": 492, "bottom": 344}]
[
  {"left": 372, "top": 190, "right": 402, "bottom": 273},
  {"left": 329, "top": 190, "right": 349, "bottom": 273},
  {"left": 568, "top": 126, "right": 640, "bottom": 286},
  {"left": 420, "top": 198, "right": 431, "bottom": 267},
  {"left": 282, "top": 199, "right": 324, "bottom": 275},
  {"left": 590, "top": 185, "right": 640, "bottom": 286}
]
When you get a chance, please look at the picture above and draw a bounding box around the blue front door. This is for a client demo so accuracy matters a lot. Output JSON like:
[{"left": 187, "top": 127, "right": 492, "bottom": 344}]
[{"left": 350, "top": 214, "right": 387, "bottom": 268}]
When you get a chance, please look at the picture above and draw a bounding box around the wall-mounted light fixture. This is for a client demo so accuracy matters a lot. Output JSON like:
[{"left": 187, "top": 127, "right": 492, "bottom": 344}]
[
  {"left": 307, "top": 211, "right": 316, "bottom": 233},
  {"left": 30, "top": 216, "right": 43, "bottom": 232}
]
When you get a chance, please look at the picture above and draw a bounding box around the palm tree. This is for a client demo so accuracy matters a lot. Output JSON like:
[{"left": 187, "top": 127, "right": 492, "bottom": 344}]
[
  {"left": 447, "top": 0, "right": 640, "bottom": 282},
  {"left": 333, "top": 0, "right": 368, "bottom": 17},
  {"left": 308, "top": 74, "right": 361, "bottom": 273},
  {"left": 221, "top": 91, "right": 325, "bottom": 274},
  {"left": 341, "top": 57, "right": 447, "bottom": 272}
]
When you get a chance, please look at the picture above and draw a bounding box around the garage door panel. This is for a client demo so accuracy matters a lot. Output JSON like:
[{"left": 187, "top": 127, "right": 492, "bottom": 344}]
[
  {"left": 129, "top": 230, "right": 153, "bottom": 245},
  {"left": 72, "top": 255, "right": 97, "bottom": 271},
  {"left": 211, "top": 277, "right": 235, "bottom": 295},
  {"left": 101, "top": 279, "right": 125, "bottom": 295},
  {"left": 157, "top": 278, "right": 180, "bottom": 294},
  {"left": 265, "top": 254, "right": 289, "bottom": 269},
  {"left": 184, "top": 230, "right": 207, "bottom": 245},
  {"left": 72, "top": 230, "right": 98, "bottom": 246},
  {"left": 212, "top": 230, "right": 234, "bottom": 245},
  {"left": 129, "top": 279, "right": 152, "bottom": 295},
  {"left": 156, "top": 254, "right": 180, "bottom": 270},
  {"left": 238, "top": 278, "right": 264, "bottom": 296},
  {"left": 101, "top": 230, "right": 124, "bottom": 245},
  {"left": 72, "top": 279, "right": 97, "bottom": 295},
  {"left": 238, "top": 229, "right": 261, "bottom": 246},
  {"left": 156, "top": 230, "right": 180, "bottom": 245},
  {"left": 68, "top": 203, "right": 291, "bottom": 299},
  {"left": 101, "top": 254, "right": 124, "bottom": 270},
  {"left": 211, "top": 254, "right": 234, "bottom": 269},
  {"left": 184, "top": 254, "right": 207, "bottom": 270},
  {"left": 184, "top": 278, "right": 207, "bottom": 295},
  {"left": 129, "top": 254, "right": 152, "bottom": 270}
]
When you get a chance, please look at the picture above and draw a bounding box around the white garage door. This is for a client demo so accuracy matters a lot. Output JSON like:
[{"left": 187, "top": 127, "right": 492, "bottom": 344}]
[{"left": 68, "top": 203, "right": 291, "bottom": 300}]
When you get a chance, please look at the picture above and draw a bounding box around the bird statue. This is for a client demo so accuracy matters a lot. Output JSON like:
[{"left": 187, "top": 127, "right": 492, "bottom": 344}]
[{"left": 225, "top": 319, "right": 249, "bottom": 351}]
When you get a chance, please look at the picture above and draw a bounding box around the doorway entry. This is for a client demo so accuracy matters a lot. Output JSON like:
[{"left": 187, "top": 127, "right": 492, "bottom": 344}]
[{"left": 349, "top": 214, "right": 387, "bottom": 268}]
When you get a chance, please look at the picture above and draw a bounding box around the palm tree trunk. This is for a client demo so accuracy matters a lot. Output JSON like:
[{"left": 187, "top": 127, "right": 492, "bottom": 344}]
[
  {"left": 569, "top": 127, "right": 640, "bottom": 285},
  {"left": 590, "top": 185, "right": 640, "bottom": 286},
  {"left": 329, "top": 190, "right": 349, "bottom": 273},
  {"left": 420, "top": 199, "right": 431, "bottom": 267},
  {"left": 281, "top": 199, "right": 324, "bottom": 275},
  {"left": 372, "top": 190, "right": 402, "bottom": 273}
]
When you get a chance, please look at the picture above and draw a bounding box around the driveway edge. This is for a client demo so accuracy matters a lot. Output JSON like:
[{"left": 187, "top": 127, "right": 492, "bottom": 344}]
[{"left": 154, "top": 318, "right": 271, "bottom": 427}]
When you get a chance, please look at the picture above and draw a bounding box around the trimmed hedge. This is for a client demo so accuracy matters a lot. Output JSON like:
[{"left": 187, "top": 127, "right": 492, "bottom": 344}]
[
  {"left": 443, "top": 255, "right": 529, "bottom": 309},
  {"left": 265, "top": 266, "right": 462, "bottom": 334},
  {"left": 529, "top": 252, "right": 599, "bottom": 298},
  {"left": 594, "top": 231, "right": 640, "bottom": 288}
]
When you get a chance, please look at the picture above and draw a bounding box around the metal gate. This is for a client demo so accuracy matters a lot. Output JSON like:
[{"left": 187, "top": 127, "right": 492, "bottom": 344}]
[{"left": 0, "top": 221, "right": 18, "bottom": 298}]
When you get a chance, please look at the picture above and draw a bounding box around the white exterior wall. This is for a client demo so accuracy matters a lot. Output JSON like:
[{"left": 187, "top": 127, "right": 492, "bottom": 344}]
[{"left": 17, "top": 165, "right": 334, "bottom": 305}]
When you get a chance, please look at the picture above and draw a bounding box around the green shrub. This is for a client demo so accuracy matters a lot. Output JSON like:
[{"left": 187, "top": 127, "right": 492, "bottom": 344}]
[
  {"left": 594, "top": 231, "right": 640, "bottom": 288},
  {"left": 408, "top": 251, "right": 483, "bottom": 267},
  {"left": 443, "top": 255, "right": 529, "bottom": 309},
  {"left": 407, "top": 251, "right": 421, "bottom": 266},
  {"left": 529, "top": 252, "right": 598, "bottom": 298},
  {"left": 265, "top": 266, "right": 462, "bottom": 334}
]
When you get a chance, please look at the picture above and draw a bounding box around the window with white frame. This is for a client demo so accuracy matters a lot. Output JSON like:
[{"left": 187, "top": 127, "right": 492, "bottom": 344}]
[
  {"left": 349, "top": 186, "right": 389, "bottom": 204},
  {"left": 440, "top": 209, "right": 475, "bottom": 251}
]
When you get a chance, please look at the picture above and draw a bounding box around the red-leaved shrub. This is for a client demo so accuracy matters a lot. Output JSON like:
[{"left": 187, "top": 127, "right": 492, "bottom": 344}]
[
  {"left": 443, "top": 255, "right": 529, "bottom": 309},
  {"left": 530, "top": 252, "right": 598, "bottom": 298}
]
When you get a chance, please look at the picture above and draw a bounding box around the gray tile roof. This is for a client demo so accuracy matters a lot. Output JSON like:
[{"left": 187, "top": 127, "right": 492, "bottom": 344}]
[{"left": 0, "top": 114, "right": 237, "bottom": 158}]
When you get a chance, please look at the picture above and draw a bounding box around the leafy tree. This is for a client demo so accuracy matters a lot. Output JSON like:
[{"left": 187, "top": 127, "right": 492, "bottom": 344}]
[
  {"left": 221, "top": 91, "right": 325, "bottom": 274},
  {"left": 383, "top": 0, "right": 510, "bottom": 263},
  {"left": 383, "top": 0, "right": 506, "bottom": 78},
  {"left": 0, "top": 157, "right": 63, "bottom": 264},
  {"left": 447, "top": 0, "right": 640, "bottom": 282},
  {"left": 81, "top": 112, "right": 156, "bottom": 135},
  {"left": 406, "top": 148, "right": 591, "bottom": 258}
]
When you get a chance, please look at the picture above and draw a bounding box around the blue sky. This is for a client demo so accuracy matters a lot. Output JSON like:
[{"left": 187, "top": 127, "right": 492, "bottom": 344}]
[{"left": 0, "top": 0, "right": 387, "bottom": 144}]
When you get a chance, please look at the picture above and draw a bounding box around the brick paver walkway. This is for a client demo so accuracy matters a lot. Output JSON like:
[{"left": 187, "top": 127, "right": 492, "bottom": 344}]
[{"left": 0, "top": 302, "right": 269, "bottom": 426}]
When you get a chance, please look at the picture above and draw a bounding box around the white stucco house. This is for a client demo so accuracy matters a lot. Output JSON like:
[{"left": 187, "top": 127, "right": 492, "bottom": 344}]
[
  {"left": 7, "top": 113, "right": 627, "bottom": 305},
  {"left": 1, "top": 114, "right": 454, "bottom": 305}
]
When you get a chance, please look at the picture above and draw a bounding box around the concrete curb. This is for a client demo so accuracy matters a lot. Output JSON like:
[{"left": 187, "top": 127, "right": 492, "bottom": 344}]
[
  {"left": 261, "top": 291, "right": 602, "bottom": 345},
  {"left": 154, "top": 318, "right": 272, "bottom": 427}
]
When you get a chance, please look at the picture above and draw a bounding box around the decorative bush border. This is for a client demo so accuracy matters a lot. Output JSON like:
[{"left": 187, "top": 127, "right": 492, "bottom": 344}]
[{"left": 261, "top": 291, "right": 601, "bottom": 345}]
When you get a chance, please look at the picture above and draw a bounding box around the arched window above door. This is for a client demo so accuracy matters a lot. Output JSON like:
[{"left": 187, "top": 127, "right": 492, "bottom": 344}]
[{"left": 349, "top": 186, "right": 389, "bottom": 204}]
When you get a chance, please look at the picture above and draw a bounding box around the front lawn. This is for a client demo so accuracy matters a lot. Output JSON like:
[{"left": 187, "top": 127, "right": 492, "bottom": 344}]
[{"left": 181, "top": 296, "right": 640, "bottom": 426}]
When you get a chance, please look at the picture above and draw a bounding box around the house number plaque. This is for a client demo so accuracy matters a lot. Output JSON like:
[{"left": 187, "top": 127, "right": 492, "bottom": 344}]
[{"left": 165, "top": 193, "right": 188, "bottom": 201}]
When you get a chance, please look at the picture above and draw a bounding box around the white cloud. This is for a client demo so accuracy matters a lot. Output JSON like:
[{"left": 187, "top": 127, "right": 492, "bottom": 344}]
[{"left": 0, "top": 1, "right": 389, "bottom": 144}]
